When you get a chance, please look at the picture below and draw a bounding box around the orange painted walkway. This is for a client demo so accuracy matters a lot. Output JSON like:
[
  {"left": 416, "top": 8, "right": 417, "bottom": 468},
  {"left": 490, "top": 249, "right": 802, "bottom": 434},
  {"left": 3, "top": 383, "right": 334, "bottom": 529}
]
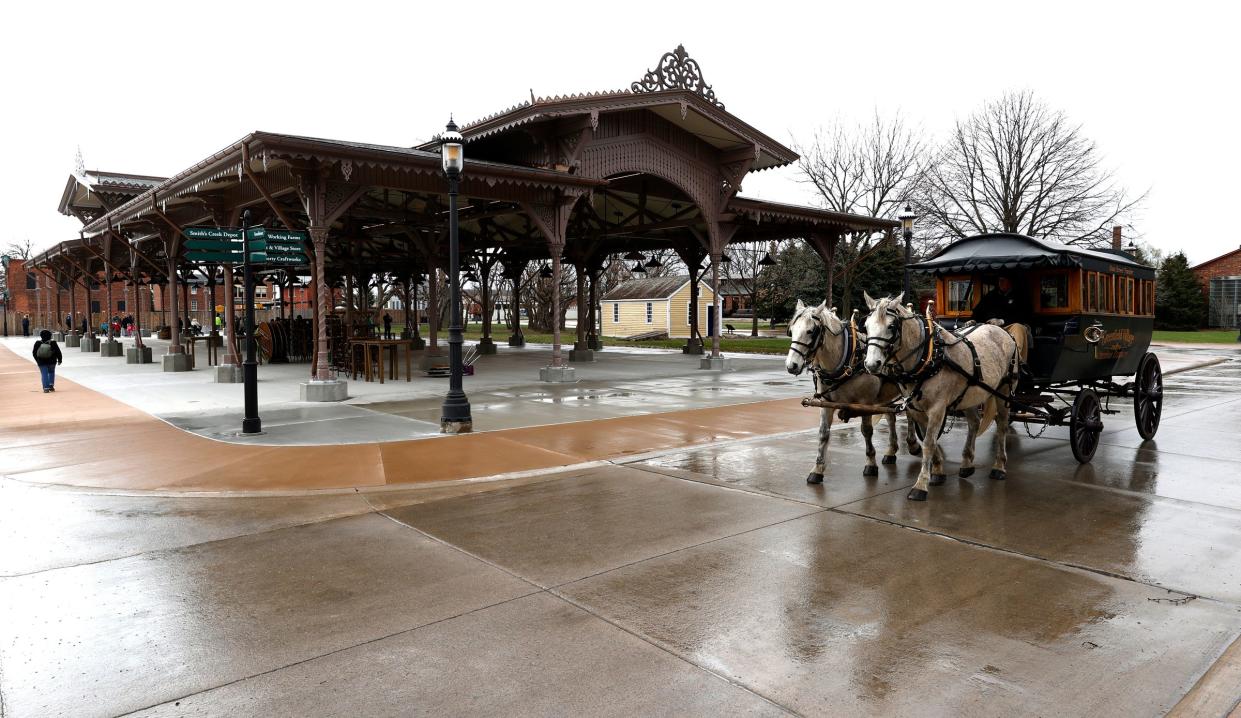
[{"left": 0, "top": 345, "right": 818, "bottom": 493}]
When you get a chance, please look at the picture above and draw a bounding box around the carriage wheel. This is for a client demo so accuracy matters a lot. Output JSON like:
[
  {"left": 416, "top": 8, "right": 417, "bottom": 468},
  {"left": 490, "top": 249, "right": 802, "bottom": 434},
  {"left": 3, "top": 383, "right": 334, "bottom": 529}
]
[
  {"left": 1070, "top": 388, "right": 1103, "bottom": 464},
  {"left": 1133, "top": 353, "right": 1163, "bottom": 441}
]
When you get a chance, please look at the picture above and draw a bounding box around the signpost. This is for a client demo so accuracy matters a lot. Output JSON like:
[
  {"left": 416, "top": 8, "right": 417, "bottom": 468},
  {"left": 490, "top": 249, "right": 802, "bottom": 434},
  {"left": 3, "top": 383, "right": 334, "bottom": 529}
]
[{"left": 179, "top": 223, "right": 309, "bottom": 435}]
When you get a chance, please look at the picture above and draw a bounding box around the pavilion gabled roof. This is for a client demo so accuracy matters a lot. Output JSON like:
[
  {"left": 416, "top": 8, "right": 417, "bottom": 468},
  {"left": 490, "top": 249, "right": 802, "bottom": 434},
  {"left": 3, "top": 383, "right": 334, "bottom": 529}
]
[
  {"left": 59, "top": 170, "right": 166, "bottom": 224},
  {"left": 422, "top": 46, "right": 797, "bottom": 172}
]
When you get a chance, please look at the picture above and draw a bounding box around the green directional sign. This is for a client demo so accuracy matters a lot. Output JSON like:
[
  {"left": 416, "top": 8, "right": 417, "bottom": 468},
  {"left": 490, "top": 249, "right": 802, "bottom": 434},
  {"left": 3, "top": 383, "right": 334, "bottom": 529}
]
[
  {"left": 184, "top": 227, "right": 242, "bottom": 240},
  {"left": 185, "top": 239, "right": 240, "bottom": 252},
  {"left": 243, "top": 226, "right": 308, "bottom": 266},
  {"left": 263, "top": 254, "right": 309, "bottom": 266},
  {"left": 186, "top": 251, "right": 243, "bottom": 263}
]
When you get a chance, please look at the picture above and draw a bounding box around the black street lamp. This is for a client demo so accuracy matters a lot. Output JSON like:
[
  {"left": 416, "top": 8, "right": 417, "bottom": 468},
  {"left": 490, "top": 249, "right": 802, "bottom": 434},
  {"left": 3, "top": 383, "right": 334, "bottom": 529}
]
[
  {"left": 440, "top": 119, "right": 472, "bottom": 433},
  {"left": 899, "top": 205, "right": 917, "bottom": 300},
  {"left": 241, "top": 209, "right": 261, "bottom": 434}
]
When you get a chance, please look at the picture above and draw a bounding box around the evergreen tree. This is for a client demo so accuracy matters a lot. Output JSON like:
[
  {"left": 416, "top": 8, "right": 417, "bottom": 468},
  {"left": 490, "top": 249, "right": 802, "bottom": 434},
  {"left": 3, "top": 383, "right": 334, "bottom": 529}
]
[{"left": 1154, "top": 252, "right": 1206, "bottom": 330}]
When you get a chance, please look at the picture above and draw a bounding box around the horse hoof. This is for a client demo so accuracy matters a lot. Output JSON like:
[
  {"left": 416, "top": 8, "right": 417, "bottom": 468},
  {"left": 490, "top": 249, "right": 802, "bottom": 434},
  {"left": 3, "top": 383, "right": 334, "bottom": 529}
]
[
  {"left": 862, "top": 465, "right": 879, "bottom": 477},
  {"left": 989, "top": 469, "right": 1007, "bottom": 481},
  {"left": 907, "top": 488, "right": 928, "bottom": 501},
  {"left": 909, "top": 446, "right": 922, "bottom": 456},
  {"left": 959, "top": 467, "right": 976, "bottom": 478},
  {"left": 929, "top": 473, "right": 946, "bottom": 486},
  {"left": 806, "top": 472, "right": 824, "bottom": 485},
  {"left": 881, "top": 455, "right": 897, "bottom": 465}
]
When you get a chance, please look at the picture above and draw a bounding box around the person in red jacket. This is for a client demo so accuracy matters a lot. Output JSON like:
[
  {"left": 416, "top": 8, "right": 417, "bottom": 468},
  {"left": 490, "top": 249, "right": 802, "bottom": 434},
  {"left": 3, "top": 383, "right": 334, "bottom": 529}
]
[{"left": 33, "top": 329, "right": 63, "bottom": 393}]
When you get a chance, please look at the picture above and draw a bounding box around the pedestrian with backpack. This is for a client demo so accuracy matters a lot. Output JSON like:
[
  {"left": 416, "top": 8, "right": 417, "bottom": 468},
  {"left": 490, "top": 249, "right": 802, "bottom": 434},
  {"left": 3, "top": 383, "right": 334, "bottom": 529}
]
[{"left": 33, "top": 329, "right": 63, "bottom": 393}]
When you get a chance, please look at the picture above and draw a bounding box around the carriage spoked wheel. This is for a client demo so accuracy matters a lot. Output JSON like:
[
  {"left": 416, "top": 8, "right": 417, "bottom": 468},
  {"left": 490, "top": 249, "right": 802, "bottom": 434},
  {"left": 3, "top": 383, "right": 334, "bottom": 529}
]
[
  {"left": 1070, "top": 388, "right": 1103, "bottom": 464},
  {"left": 1133, "top": 353, "right": 1163, "bottom": 441}
]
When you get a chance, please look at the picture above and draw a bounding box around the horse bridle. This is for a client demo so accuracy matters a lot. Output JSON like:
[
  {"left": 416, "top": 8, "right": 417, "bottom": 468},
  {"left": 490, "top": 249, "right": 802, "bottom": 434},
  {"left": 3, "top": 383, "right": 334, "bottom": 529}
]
[
  {"left": 790, "top": 307, "right": 858, "bottom": 382},
  {"left": 786, "top": 307, "right": 827, "bottom": 363},
  {"left": 866, "top": 304, "right": 935, "bottom": 381}
]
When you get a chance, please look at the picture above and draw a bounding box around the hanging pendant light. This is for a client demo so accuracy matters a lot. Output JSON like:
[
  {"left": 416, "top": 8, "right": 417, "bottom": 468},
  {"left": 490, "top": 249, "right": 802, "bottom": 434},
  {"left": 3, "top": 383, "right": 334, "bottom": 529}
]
[
  {"left": 720, "top": 253, "right": 732, "bottom": 264},
  {"left": 624, "top": 250, "right": 645, "bottom": 261},
  {"left": 758, "top": 252, "right": 777, "bottom": 267},
  {"left": 644, "top": 255, "right": 662, "bottom": 269},
  {"left": 631, "top": 261, "right": 647, "bottom": 274},
  {"left": 539, "top": 263, "right": 554, "bottom": 279}
]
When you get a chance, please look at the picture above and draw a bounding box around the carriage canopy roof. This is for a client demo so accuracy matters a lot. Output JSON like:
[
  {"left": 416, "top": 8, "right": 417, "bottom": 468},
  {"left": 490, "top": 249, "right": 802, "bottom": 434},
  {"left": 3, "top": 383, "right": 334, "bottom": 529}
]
[{"left": 910, "top": 233, "right": 1153, "bottom": 278}]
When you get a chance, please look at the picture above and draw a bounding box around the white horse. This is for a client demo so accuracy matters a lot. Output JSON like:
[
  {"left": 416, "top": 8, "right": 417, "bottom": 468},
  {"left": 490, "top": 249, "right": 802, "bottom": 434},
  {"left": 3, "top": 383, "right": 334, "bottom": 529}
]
[
  {"left": 861, "top": 293, "right": 1019, "bottom": 501},
  {"left": 785, "top": 299, "right": 920, "bottom": 484}
]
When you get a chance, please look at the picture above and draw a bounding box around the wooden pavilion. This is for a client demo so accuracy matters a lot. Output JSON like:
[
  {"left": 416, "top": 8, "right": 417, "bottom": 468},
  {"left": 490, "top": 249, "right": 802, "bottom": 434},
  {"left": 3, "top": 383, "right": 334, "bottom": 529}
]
[{"left": 28, "top": 45, "right": 896, "bottom": 393}]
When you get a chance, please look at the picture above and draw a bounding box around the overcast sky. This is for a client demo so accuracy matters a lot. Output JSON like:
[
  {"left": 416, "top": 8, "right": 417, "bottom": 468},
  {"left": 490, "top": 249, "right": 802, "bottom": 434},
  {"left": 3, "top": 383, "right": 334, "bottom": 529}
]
[{"left": 3, "top": 1, "right": 1237, "bottom": 264}]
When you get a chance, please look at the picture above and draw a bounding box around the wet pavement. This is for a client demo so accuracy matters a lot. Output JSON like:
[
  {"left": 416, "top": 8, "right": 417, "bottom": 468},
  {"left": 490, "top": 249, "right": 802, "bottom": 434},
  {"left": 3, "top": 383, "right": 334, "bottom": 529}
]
[{"left": 1, "top": 354, "right": 1240, "bottom": 716}]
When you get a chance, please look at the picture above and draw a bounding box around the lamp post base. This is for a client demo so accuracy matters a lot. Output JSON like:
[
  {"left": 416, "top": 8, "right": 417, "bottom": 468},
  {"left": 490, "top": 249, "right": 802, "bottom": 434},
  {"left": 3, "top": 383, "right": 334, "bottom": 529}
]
[
  {"left": 508, "top": 333, "right": 525, "bottom": 347},
  {"left": 80, "top": 336, "right": 100, "bottom": 352},
  {"left": 99, "top": 340, "right": 123, "bottom": 357},
  {"left": 569, "top": 342, "right": 593, "bottom": 362},
  {"left": 65, "top": 333, "right": 81, "bottom": 348},
  {"left": 477, "top": 337, "right": 498, "bottom": 355},
  {"left": 440, "top": 419, "right": 474, "bottom": 434},
  {"left": 699, "top": 356, "right": 733, "bottom": 371},
  {"left": 682, "top": 338, "right": 704, "bottom": 355}
]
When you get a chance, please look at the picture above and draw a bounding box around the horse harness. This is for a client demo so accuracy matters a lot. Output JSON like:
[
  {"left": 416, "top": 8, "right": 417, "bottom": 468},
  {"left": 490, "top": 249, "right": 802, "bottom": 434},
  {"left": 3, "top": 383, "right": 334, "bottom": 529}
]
[{"left": 868, "top": 309, "right": 1017, "bottom": 412}]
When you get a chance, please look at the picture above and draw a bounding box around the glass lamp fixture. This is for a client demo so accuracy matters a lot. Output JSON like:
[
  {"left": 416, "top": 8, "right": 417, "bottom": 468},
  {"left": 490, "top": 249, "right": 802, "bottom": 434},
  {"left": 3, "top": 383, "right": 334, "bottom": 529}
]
[{"left": 440, "top": 119, "right": 464, "bottom": 175}]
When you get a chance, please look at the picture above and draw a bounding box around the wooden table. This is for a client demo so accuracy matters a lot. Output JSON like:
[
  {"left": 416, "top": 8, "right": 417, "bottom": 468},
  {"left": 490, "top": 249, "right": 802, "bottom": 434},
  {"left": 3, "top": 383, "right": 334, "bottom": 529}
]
[
  {"left": 183, "top": 333, "right": 223, "bottom": 367},
  {"left": 350, "top": 338, "right": 413, "bottom": 383}
]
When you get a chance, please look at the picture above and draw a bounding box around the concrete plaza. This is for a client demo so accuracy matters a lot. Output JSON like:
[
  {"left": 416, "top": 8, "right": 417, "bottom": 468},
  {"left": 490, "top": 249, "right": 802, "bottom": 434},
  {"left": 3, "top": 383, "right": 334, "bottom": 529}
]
[{"left": 0, "top": 337, "right": 1239, "bottom": 716}]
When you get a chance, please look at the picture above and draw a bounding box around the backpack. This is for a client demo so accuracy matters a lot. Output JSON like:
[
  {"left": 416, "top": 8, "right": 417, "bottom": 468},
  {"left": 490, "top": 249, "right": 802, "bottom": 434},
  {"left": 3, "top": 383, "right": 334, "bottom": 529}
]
[{"left": 36, "top": 341, "right": 54, "bottom": 360}]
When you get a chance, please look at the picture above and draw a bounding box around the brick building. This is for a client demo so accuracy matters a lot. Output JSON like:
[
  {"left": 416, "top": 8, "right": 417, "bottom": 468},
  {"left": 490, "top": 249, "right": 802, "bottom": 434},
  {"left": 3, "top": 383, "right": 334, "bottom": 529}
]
[{"left": 1191, "top": 246, "right": 1241, "bottom": 328}]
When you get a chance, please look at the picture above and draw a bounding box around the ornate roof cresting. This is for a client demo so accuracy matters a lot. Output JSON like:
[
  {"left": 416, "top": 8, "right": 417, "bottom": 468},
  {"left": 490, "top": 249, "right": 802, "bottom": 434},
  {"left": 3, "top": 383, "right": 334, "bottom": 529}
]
[{"left": 631, "top": 44, "right": 723, "bottom": 109}]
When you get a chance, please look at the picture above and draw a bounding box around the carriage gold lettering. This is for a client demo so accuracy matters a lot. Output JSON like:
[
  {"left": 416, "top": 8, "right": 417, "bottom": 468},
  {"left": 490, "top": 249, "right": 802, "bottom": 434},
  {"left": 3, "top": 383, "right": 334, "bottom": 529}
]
[{"left": 1108, "top": 265, "right": 1135, "bottom": 276}]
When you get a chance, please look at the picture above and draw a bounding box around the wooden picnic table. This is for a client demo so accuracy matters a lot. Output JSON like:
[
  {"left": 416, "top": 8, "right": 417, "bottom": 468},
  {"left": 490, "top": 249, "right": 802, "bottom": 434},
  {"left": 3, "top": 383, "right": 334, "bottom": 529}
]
[{"left": 350, "top": 338, "right": 414, "bottom": 383}]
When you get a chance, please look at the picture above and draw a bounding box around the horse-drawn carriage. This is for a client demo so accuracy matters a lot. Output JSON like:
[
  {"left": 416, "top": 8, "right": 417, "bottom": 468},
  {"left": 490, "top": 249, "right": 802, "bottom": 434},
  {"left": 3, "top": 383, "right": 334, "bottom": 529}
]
[
  {"left": 789, "top": 232, "right": 1164, "bottom": 501},
  {"left": 913, "top": 232, "right": 1163, "bottom": 462}
]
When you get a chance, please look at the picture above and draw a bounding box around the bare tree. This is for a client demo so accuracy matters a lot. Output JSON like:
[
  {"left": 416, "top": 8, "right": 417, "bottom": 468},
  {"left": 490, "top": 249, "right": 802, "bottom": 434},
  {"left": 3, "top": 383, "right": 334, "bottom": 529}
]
[
  {"left": 918, "top": 90, "right": 1143, "bottom": 247},
  {"left": 795, "top": 111, "right": 927, "bottom": 311},
  {"left": 5, "top": 238, "right": 35, "bottom": 259}
]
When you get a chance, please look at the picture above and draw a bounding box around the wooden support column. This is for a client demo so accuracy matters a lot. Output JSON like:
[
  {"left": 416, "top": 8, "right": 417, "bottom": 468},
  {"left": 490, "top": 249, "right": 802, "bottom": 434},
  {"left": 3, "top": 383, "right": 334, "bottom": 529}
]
[
  {"left": 478, "top": 261, "right": 496, "bottom": 354},
  {"left": 521, "top": 193, "right": 582, "bottom": 381},
  {"left": 806, "top": 230, "right": 839, "bottom": 306},
  {"left": 703, "top": 222, "right": 739, "bottom": 369},
  {"left": 310, "top": 226, "right": 331, "bottom": 380},
  {"left": 427, "top": 264, "right": 439, "bottom": 350},
  {"left": 568, "top": 260, "right": 592, "bottom": 362},
  {"left": 130, "top": 252, "right": 145, "bottom": 349}
]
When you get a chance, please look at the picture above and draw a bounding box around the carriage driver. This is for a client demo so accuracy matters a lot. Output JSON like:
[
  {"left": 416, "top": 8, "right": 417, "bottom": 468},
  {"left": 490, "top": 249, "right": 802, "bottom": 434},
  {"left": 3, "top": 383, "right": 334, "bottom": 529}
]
[
  {"left": 971, "top": 277, "right": 1030, "bottom": 326},
  {"left": 972, "top": 276, "right": 1031, "bottom": 367}
]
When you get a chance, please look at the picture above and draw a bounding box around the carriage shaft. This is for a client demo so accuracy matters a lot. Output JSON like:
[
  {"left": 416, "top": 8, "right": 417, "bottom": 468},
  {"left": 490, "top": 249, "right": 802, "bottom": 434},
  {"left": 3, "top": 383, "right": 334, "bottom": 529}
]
[{"left": 800, "top": 398, "right": 898, "bottom": 415}]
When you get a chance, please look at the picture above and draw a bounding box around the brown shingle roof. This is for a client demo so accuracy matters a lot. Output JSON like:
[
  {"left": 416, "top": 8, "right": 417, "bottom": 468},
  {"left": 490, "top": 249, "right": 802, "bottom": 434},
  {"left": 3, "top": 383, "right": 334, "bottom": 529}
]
[{"left": 603, "top": 276, "right": 693, "bottom": 301}]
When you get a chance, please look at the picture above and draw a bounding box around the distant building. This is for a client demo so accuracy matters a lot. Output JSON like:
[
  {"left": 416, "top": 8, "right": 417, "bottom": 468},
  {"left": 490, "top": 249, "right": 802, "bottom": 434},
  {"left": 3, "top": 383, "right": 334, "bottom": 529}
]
[
  {"left": 601, "top": 275, "right": 717, "bottom": 338},
  {"left": 1191, "top": 246, "right": 1241, "bottom": 328}
]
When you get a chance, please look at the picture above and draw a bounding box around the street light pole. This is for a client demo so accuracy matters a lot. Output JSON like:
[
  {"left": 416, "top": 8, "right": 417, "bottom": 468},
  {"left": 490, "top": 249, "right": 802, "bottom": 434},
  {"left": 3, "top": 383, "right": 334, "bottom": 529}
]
[
  {"left": 241, "top": 209, "right": 262, "bottom": 434},
  {"left": 440, "top": 118, "right": 473, "bottom": 433},
  {"left": 899, "top": 205, "right": 917, "bottom": 300}
]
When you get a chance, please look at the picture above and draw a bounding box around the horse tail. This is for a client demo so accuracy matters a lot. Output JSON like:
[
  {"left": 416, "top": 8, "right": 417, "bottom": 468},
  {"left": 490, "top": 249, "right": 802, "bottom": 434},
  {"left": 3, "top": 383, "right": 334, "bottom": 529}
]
[{"left": 977, "top": 399, "right": 997, "bottom": 436}]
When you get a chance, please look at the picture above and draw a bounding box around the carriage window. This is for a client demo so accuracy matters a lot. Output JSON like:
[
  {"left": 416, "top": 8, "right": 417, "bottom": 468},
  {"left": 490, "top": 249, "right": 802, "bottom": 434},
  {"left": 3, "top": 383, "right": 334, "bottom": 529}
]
[
  {"left": 1039, "top": 275, "right": 1069, "bottom": 309},
  {"left": 946, "top": 279, "right": 973, "bottom": 313},
  {"left": 1126, "top": 279, "right": 1135, "bottom": 315}
]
